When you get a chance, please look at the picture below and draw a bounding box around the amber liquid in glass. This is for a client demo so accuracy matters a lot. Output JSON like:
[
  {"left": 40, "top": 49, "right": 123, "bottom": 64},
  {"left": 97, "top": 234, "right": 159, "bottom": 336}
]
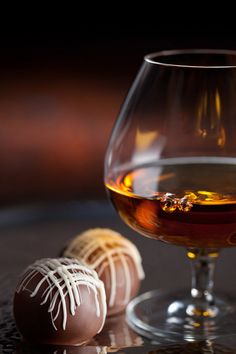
[{"left": 106, "top": 159, "right": 236, "bottom": 248}]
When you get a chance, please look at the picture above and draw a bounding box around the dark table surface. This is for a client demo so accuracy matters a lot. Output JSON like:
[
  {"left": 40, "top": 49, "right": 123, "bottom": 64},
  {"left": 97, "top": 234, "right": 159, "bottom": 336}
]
[{"left": 1, "top": 201, "right": 236, "bottom": 353}]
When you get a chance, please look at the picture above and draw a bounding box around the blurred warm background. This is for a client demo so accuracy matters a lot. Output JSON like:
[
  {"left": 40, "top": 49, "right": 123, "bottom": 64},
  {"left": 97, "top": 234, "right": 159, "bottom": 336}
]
[{"left": 0, "top": 26, "right": 235, "bottom": 205}]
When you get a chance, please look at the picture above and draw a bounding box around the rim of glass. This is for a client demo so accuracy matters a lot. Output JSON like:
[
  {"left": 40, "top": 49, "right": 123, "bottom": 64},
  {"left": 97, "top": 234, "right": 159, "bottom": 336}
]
[{"left": 144, "top": 49, "right": 236, "bottom": 68}]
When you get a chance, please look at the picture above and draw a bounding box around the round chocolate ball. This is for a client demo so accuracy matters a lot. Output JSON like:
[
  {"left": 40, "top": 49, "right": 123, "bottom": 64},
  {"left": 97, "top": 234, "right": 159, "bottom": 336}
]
[
  {"left": 63, "top": 228, "right": 145, "bottom": 316},
  {"left": 14, "top": 258, "right": 107, "bottom": 346}
]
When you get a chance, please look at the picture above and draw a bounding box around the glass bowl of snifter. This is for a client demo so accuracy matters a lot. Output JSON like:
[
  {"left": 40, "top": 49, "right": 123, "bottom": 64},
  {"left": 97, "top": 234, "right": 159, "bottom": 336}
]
[{"left": 104, "top": 49, "right": 236, "bottom": 341}]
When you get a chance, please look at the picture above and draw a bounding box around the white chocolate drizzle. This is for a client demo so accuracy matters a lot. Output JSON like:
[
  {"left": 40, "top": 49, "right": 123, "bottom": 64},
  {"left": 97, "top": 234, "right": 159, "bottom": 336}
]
[
  {"left": 16, "top": 258, "right": 107, "bottom": 332},
  {"left": 63, "top": 229, "right": 145, "bottom": 308}
]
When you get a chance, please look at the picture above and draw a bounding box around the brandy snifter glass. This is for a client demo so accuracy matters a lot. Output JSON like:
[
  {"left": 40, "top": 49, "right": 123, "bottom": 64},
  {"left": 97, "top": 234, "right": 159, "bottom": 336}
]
[{"left": 104, "top": 49, "right": 236, "bottom": 341}]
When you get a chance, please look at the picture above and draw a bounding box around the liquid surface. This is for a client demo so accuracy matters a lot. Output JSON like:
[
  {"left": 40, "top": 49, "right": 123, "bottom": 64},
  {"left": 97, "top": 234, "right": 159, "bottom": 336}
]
[{"left": 106, "top": 161, "right": 236, "bottom": 248}]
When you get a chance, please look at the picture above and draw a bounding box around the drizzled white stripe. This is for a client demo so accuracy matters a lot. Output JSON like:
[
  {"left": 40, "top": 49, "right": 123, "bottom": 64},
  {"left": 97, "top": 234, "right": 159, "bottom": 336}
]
[
  {"left": 16, "top": 258, "right": 107, "bottom": 332},
  {"left": 63, "top": 229, "right": 145, "bottom": 308}
]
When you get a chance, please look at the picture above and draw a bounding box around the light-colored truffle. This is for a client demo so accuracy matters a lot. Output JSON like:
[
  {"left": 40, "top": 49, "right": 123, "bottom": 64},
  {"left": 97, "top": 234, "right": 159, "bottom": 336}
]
[{"left": 63, "top": 228, "right": 145, "bottom": 316}]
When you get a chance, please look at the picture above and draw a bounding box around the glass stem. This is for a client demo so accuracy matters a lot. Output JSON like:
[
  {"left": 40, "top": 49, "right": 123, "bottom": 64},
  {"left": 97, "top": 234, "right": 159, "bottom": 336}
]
[{"left": 186, "top": 248, "right": 219, "bottom": 318}]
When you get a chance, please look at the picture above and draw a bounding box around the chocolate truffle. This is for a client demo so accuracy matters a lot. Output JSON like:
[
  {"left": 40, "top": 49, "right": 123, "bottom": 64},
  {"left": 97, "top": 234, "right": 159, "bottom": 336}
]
[
  {"left": 14, "top": 258, "right": 107, "bottom": 346},
  {"left": 63, "top": 228, "right": 145, "bottom": 316}
]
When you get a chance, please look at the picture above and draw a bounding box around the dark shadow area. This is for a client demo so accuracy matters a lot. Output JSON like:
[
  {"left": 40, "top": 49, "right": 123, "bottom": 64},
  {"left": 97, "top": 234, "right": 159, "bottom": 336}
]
[{"left": 0, "top": 26, "right": 235, "bottom": 205}]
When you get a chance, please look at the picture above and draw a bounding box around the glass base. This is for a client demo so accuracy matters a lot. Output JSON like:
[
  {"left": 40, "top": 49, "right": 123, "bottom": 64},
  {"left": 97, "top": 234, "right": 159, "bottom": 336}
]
[{"left": 126, "top": 290, "right": 236, "bottom": 343}]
